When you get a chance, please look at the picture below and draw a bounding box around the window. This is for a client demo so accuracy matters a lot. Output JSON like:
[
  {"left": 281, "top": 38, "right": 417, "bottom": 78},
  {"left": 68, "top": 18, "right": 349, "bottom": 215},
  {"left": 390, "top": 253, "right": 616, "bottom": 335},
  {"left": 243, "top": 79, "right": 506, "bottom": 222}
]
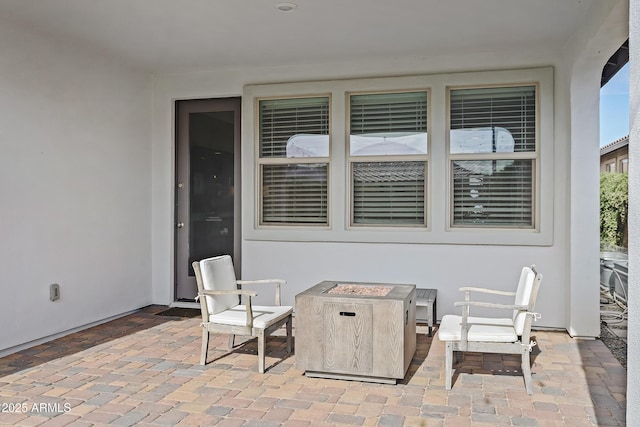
[
  {"left": 620, "top": 158, "right": 628, "bottom": 173},
  {"left": 606, "top": 161, "right": 616, "bottom": 173},
  {"left": 449, "top": 85, "right": 537, "bottom": 228},
  {"left": 258, "top": 96, "right": 330, "bottom": 225},
  {"left": 245, "top": 67, "right": 552, "bottom": 244},
  {"left": 348, "top": 91, "right": 429, "bottom": 226}
]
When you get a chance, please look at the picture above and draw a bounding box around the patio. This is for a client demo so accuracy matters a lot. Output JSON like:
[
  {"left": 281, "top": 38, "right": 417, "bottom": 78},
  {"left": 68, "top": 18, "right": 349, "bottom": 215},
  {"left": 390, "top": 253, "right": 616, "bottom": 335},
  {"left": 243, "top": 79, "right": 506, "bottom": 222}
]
[{"left": 0, "top": 306, "right": 626, "bottom": 426}]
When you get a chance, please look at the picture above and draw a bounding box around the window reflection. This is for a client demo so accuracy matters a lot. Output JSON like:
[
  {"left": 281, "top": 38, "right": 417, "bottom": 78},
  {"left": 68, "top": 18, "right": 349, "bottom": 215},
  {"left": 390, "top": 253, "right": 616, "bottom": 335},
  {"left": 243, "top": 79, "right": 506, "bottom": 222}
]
[
  {"left": 286, "top": 134, "right": 330, "bottom": 157},
  {"left": 450, "top": 127, "right": 515, "bottom": 154},
  {"left": 350, "top": 132, "right": 428, "bottom": 156}
]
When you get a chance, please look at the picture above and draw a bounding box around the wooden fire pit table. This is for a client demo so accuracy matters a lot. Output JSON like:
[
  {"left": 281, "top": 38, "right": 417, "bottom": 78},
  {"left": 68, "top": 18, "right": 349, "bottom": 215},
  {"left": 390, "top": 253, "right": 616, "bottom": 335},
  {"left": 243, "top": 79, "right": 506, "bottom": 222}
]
[{"left": 295, "top": 281, "right": 416, "bottom": 384}]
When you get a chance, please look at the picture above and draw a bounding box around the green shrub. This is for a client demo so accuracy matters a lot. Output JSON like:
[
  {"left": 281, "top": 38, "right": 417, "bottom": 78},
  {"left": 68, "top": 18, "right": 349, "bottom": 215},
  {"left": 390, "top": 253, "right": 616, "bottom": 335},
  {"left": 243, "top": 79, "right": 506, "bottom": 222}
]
[{"left": 600, "top": 172, "right": 628, "bottom": 247}]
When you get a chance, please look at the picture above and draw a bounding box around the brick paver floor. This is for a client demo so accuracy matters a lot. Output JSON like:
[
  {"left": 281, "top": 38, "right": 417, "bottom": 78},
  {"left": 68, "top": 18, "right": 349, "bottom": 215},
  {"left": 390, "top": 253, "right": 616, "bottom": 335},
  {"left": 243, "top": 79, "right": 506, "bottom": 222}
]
[{"left": 0, "top": 306, "right": 626, "bottom": 426}]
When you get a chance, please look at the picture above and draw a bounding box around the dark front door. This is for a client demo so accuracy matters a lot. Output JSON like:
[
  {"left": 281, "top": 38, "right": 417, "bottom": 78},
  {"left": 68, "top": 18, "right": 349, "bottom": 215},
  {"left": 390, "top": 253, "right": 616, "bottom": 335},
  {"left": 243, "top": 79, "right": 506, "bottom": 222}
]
[{"left": 175, "top": 98, "right": 241, "bottom": 301}]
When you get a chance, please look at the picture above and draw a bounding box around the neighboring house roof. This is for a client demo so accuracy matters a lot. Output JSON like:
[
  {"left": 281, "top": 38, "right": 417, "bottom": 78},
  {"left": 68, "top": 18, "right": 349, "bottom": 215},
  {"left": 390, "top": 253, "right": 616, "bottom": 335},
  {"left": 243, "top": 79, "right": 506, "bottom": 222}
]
[{"left": 600, "top": 135, "right": 629, "bottom": 156}]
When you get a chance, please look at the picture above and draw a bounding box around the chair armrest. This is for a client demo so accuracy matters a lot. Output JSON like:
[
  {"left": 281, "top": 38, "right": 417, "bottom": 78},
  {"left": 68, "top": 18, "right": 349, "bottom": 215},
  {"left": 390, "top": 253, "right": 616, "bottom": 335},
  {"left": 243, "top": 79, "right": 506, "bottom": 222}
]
[
  {"left": 237, "top": 279, "right": 286, "bottom": 286},
  {"left": 236, "top": 279, "right": 286, "bottom": 306},
  {"left": 197, "top": 290, "right": 256, "bottom": 327},
  {"left": 459, "top": 286, "right": 516, "bottom": 297},
  {"left": 198, "top": 289, "right": 258, "bottom": 297},
  {"left": 454, "top": 301, "right": 528, "bottom": 310}
]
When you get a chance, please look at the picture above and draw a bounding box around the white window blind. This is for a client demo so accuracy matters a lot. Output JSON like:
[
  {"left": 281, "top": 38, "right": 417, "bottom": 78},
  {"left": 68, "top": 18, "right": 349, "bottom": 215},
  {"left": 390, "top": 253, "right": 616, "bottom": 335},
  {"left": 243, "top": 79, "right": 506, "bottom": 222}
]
[
  {"left": 352, "top": 161, "right": 425, "bottom": 224},
  {"left": 452, "top": 160, "right": 533, "bottom": 226},
  {"left": 262, "top": 164, "right": 328, "bottom": 224},
  {"left": 259, "top": 97, "right": 329, "bottom": 158},
  {"left": 349, "top": 91, "right": 428, "bottom": 226},
  {"left": 350, "top": 92, "right": 427, "bottom": 139},
  {"left": 449, "top": 86, "right": 536, "bottom": 228},
  {"left": 258, "top": 96, "right": 330, "bottom": 225}
]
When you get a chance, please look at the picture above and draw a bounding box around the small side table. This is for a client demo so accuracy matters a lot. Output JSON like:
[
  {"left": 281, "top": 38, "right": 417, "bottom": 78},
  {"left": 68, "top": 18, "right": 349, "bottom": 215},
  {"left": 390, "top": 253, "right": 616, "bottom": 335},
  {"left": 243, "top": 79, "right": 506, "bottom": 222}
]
[{"left": 415, "top": 288, "right": 437, "bottom": 336}]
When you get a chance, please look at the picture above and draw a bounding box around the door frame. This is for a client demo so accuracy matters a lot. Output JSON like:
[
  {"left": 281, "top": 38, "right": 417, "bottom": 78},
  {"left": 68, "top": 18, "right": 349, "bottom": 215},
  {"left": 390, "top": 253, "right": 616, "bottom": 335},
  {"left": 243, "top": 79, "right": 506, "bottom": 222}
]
[{"left": 173, "top": 97, "right": 242, "bottom": 305}]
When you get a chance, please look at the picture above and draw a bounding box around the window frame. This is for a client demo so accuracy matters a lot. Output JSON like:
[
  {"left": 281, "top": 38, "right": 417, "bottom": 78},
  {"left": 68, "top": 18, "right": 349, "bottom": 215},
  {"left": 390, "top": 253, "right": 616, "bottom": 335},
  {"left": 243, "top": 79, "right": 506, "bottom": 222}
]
[
  {"left": 346, "top": 89, "right": 431, "bottom": 228},
  {"left": 446, "top": 82, "right": 540, "bottom": 231},
  {"left": 255, "top": 94, "right": 332, "bottom": 228},
  {"left": 243, "top": 67, "right": 554, "bottom": 246}
]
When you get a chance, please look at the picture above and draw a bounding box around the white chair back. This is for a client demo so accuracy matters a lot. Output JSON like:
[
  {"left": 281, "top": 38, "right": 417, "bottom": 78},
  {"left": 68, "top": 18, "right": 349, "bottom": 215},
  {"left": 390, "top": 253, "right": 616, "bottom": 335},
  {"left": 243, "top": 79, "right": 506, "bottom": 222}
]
[
  {"left": 512, "top": 266, "right": 539, "bottom": 335},
  {"left": 199, "top": 255, "right": 240, "bottom": 315}
]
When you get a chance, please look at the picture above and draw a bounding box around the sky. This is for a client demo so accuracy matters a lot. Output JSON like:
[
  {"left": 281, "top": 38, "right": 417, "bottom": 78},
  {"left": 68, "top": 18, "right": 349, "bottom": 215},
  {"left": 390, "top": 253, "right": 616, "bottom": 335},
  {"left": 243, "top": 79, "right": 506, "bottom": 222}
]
[{"left": 600, "top": 62, "right": 630, "bottom": 147}]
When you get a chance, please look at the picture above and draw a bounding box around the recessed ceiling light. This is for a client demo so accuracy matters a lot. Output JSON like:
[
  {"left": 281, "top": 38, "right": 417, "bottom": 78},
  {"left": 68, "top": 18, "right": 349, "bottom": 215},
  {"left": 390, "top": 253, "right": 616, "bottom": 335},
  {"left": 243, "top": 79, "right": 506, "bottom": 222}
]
[{"left": 275, "top": 2, "right": 297, "bottom": 12}]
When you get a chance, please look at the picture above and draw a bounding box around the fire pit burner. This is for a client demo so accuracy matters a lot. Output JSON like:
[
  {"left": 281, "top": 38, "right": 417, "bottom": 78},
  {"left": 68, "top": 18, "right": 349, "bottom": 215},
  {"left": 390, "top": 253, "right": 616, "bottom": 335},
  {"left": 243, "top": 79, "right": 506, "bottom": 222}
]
[{"left": 326, "top": 283, "right": 392, "bottom": 296}]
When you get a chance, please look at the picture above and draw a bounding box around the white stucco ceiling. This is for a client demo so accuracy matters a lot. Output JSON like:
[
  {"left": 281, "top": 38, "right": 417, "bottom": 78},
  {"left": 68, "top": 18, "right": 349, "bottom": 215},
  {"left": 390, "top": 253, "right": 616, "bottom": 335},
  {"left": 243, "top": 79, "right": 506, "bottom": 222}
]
[{"left": 0, "top": 0, "right": 596, "bottom": 74}]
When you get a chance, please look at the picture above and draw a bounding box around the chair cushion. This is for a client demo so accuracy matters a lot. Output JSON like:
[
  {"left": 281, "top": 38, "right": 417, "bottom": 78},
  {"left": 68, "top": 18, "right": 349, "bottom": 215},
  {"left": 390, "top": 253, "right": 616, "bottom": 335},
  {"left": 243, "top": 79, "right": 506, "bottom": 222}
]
[
  {"left": 438, "top": 314, "right": 518, "bottom": 342},
  {"left": 199, "top": 255, "right": 240, "bottom": 315},
  {"left": 513, "top": 266, "right": 537, "bottom": 335},
  {"left": 209, "top": 305, "right": 293, "bottom": 328}
]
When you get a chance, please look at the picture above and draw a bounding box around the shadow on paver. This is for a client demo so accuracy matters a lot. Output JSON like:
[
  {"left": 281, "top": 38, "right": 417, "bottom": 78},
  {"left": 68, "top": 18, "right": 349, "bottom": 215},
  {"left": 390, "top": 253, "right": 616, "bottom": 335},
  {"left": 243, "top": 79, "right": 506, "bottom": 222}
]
[{"left": 0, "top": 305, "right": 178, "bottom": 378}]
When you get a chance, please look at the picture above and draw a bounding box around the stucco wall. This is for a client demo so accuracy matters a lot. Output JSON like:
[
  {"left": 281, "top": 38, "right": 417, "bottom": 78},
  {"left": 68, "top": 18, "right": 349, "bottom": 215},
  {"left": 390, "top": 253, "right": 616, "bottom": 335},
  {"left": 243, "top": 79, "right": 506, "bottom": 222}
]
[
  {"left": 0, "top": 0, "right": 629, "bottom": 362},
  {"left": 0, "top": 0, "right": 627, "bottom": 355},
  {"left": 0, "top": 19, "right": 153, "bottom": 354},
  {"left": 150, "top": 1, "right": 627, "bottom": 338},
  {"left": 152, "top": 56, "right": 569, "bottom": 329},
  {"left": 627, "top": 0, "right": 639, "bottom": 423},
  {"left": 239, "top": 68, "right": 562, "bottom": 327},
  {"left": 562, "top": 0, "right": 629, "bottom": 338}
]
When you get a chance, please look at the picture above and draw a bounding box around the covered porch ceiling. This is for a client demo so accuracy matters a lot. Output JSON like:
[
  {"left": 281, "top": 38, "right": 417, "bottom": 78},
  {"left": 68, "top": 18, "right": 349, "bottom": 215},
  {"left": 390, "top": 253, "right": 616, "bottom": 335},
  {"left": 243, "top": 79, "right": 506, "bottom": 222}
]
[{"left": 0, "top": 0, "right": 599, "bottom": 74}]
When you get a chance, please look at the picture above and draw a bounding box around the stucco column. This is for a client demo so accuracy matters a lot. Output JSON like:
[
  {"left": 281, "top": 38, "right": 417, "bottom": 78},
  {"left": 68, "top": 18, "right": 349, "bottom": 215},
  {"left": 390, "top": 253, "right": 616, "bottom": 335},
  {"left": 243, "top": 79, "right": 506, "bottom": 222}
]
[
  {"left": 627, "top": 0, "right": 639, "bottom": 424},
  {"left": 568, "top": 69, "right": 603, "bottom": 338},
  {"left": 567, "top": 0, "right": 630, "bottom": 339}
]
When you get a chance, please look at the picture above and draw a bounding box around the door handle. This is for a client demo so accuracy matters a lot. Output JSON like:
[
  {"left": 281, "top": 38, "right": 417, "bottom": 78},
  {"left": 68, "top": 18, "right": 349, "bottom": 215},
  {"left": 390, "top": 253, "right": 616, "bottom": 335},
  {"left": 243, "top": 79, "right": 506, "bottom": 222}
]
[
  {"left": 176, "top": 222, "right": 184, "bottom": 228},
  {"left": 339, "top": 312, "right": 356, "bottom": 317}
]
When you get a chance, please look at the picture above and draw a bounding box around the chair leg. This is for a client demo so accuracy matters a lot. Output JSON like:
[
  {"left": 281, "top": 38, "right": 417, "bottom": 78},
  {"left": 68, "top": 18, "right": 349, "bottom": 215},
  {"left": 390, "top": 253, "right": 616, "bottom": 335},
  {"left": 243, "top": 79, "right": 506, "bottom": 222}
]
[
  {"left": 258, "top": 330, "right": 266, "bottom": 373},
  {"left": 286, "top": 316, "right": 292, "bottom": 353},
  {"left": 521, "top": 349, "right": 533, "bottom": 395},
  {"left": 228, "top": 334, "right": 235, "bottom": 349},
  {"left": 445, "top": 342, "right": 453, "bottom": 390},
  {"left": 200, "top": 329, "right": 210, "bottom": 366}
]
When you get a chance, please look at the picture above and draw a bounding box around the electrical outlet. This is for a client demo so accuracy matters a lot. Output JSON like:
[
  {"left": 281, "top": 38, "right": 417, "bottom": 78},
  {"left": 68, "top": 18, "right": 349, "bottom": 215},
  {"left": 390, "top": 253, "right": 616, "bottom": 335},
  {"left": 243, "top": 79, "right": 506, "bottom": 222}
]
[{"left": 50, "top": 283, "right": 60, "bottom": 301}]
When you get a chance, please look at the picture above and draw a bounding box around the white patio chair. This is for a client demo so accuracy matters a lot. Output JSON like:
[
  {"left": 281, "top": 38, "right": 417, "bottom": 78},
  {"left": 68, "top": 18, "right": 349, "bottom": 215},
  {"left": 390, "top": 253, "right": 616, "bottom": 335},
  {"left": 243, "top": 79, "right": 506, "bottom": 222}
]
[
  {"left": 192, "top": 255, "right": 293, "bottom": 373},
  {"left": 438, "top": 265, "right": 543, "bottom": 394}
]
